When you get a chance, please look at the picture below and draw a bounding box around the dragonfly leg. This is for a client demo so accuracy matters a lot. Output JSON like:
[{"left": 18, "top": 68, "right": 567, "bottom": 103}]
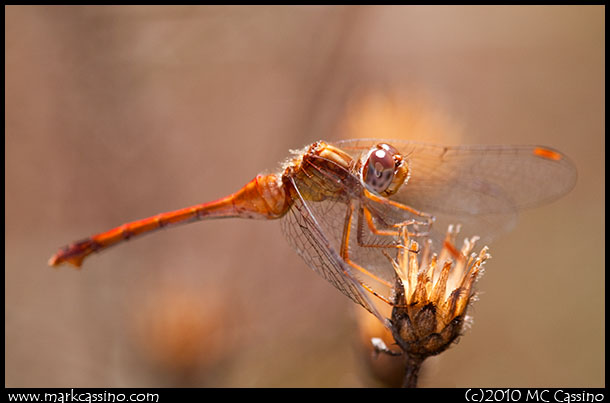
[
  {"left": 360, "top": 206, "right": 417, "bottom": 243},
  {"left": 363, "top": 188, "right": 434, "bottom": 223},
  {"left": 360, "top": 188, "right": 435, "bottom": 240},
  {"left": 356, "top": 205, "right": 430, "bottom": 251},
  {"left": 339, "top": 202, "right": 396, "bottom": 305}
]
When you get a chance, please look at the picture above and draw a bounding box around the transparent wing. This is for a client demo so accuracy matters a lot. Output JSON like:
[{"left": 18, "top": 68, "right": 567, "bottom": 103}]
[
  {"left": 280, "top": 176, "right": 388, "bottom": 324},
  {"left": 334, "top": 138, "right": 577, "bottom": 244}
]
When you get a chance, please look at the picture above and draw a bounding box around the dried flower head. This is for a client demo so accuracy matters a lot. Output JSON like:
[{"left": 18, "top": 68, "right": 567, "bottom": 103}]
[{"left": 383, "top": 224, "right": 490, "bottom": 387}]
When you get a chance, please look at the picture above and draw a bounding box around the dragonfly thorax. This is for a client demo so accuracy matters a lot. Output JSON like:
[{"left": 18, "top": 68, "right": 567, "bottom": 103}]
[{"left": 282, "top": 141, "right": 360, "bottom": 203}]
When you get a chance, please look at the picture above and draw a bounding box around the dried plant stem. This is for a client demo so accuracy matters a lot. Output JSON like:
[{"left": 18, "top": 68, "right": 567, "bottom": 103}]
[{"left": 402, "top": 355, "right": 424, "bottom": 388}]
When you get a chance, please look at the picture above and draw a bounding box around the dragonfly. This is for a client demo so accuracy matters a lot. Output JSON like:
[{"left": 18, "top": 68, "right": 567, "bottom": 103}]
[{"left": 49, "top": 139, "right": 577, "bottom": 324}]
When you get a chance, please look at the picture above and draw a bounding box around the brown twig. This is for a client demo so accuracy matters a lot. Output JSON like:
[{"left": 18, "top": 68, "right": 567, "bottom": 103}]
[{"left": 401, "top": 354, "right": 424, "bottom": 388}]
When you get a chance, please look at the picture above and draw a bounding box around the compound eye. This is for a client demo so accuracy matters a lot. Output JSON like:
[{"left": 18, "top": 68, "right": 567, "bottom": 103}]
[{"left": 364, "top": 146, "right": 396, "bottom": 193}]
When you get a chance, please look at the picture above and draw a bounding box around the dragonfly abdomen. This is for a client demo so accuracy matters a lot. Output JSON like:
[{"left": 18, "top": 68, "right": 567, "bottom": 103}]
[{"left": 49, "top": 174, "right": 290, "bottom": 268}]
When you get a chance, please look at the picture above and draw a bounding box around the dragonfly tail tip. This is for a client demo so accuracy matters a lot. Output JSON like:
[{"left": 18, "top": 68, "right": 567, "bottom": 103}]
[
  {"left": 48, "top": 254, "right": 84, "bottom": 269},
  {"left": 48, "top": 255, "right": 59, "bottom": 267}
]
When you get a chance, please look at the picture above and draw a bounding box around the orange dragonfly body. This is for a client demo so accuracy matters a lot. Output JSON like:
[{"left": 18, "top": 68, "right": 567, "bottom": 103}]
[{"left": 49, "top": 139, "right": 577, "bottom": 322}]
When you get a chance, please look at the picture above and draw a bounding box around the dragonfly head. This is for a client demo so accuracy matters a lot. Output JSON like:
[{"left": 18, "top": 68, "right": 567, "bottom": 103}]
[{"left": 362, "top": 143, "right": 410, "bottom": 197}]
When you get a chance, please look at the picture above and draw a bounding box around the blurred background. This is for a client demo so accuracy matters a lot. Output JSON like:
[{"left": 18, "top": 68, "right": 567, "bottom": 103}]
[{"left": 5, "top": 5, "right": 604, "bottom": 387}]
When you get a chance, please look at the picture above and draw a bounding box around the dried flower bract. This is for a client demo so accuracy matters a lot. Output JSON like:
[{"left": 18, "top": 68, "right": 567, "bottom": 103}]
[{"left": 385, "top": 225, "right": 490, "bottom": 387}]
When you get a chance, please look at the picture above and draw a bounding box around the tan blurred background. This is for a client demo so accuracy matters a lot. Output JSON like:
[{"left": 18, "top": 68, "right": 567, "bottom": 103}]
[{"left": 5, "top": 5, "right": 604, "bottom": 387}]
